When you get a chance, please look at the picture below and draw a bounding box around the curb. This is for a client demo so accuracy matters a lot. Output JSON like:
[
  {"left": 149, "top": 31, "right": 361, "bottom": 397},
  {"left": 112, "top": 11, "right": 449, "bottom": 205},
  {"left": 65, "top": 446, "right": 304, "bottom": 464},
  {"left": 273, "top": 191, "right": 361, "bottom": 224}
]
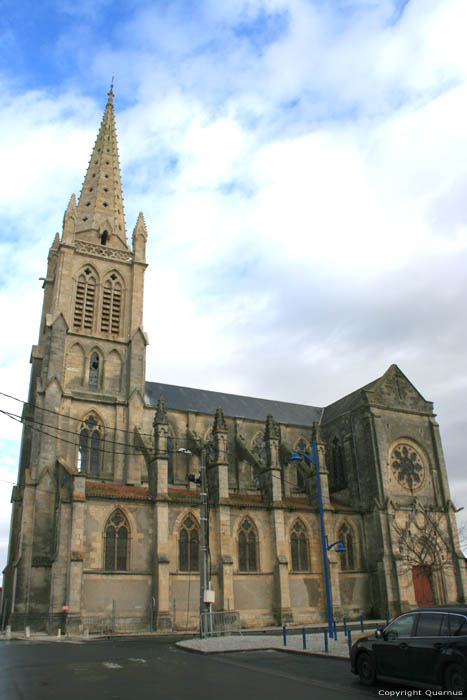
[{"left": 176, "top": 643, "right": 349, "bottom": 659}]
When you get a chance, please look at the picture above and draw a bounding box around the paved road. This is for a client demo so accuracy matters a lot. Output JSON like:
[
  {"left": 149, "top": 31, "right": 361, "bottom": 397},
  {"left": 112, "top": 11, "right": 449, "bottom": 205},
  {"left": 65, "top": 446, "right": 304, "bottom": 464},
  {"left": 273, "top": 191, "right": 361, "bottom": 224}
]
[{"left": 0, "top": 636, "right": 392, "bottom": 700}]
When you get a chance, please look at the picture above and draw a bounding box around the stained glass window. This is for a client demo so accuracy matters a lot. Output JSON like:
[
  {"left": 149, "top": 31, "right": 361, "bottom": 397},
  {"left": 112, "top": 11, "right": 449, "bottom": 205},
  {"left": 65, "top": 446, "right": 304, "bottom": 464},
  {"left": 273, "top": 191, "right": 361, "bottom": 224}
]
[
  {"left": 78, "top": 416, "right": 102, "bottom": 476},
  {"left": 291, "top": 520, "right": 309, "bottom": 571},
  {"left": 105, "top": 509, "right": 129, "bottom": 571},
  {"left": 238, "top": 518, "right": 258, "bottom": 572},
  {"left": 179, "top": 516, "right": 199, "bottom": 572}
]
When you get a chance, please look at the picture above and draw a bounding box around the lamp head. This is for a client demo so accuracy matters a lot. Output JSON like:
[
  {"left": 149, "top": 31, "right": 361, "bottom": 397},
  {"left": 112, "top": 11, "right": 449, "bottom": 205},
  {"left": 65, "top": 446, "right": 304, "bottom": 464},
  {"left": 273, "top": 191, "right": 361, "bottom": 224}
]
[
  {"left": 288, "top": 451, "right": 302, "bottom": 463},
  {"left": 335, "top": 541, "right": 346, "bottom": 553}
]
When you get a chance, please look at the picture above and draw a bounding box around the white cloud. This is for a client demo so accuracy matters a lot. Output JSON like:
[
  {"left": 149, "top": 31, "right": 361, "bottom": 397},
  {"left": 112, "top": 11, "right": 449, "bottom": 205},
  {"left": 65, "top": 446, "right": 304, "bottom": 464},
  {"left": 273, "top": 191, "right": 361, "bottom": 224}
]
[{"left": 0, "top": 0, "right": 466, "bottom": 576}]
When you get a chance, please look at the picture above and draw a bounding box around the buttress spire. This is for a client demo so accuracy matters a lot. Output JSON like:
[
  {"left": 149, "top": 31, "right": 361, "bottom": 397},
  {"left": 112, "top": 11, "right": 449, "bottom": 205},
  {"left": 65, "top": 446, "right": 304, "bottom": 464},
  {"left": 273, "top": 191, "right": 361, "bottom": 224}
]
[{"left": 75, "top": 86, "right": 127, "bottom": 246}]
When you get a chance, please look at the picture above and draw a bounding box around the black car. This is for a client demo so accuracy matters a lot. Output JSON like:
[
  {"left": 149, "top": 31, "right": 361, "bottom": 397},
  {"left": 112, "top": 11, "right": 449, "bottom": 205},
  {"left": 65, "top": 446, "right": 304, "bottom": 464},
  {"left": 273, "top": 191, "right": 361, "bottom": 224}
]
[{"left": 350, "top": 606, "right": 467, "bottom": 693}]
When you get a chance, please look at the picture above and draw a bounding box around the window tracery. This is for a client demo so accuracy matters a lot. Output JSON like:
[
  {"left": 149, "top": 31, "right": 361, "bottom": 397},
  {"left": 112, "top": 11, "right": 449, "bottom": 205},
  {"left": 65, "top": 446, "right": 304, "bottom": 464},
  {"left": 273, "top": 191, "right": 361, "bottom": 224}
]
[
  {"left": 179, "top": 515, "right": 199, "bottom": 572},
  {"left": 238, "top": 517, "right": 258, "bottom": 572},
  {"left": 78, "top": 415, "right": 103, "bottom": 476},
  {"left": 104, "top": 509, "right": 129, "bottom": 571},
  {"left": 338, "top": 522, "right": 355, "bottom": 570},
  {"left": 290, "top": 520, "right": 309, "bottom": 571}
]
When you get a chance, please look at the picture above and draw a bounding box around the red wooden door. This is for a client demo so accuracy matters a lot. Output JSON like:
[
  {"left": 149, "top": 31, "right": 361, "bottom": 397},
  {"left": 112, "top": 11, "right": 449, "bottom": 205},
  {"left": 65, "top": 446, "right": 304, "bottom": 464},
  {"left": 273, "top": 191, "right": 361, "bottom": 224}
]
[{"left": 412, "top": 566, "right": 434, "bottom": 607}]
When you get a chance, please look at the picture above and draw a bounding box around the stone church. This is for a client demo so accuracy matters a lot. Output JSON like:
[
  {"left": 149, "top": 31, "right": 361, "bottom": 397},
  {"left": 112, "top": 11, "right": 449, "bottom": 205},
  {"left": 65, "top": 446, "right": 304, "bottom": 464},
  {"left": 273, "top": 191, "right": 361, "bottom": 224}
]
[{"left": 3, "top": 89, "right": 466, "bottom": 632}]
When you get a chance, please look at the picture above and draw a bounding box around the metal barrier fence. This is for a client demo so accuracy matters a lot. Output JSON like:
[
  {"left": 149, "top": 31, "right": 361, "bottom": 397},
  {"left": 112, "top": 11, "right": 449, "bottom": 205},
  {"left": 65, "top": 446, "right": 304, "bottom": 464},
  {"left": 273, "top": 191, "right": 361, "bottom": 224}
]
[{"left": 200, "top": 610, "right": 241, "bottom": 637}]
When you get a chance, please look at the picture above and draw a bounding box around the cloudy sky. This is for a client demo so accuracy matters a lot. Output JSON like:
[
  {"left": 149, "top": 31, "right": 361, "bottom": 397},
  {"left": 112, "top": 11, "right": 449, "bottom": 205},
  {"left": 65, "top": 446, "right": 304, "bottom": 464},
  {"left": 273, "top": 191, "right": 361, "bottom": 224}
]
[{"left": 0, "top": 0, "right": 466, "bottom": 571}]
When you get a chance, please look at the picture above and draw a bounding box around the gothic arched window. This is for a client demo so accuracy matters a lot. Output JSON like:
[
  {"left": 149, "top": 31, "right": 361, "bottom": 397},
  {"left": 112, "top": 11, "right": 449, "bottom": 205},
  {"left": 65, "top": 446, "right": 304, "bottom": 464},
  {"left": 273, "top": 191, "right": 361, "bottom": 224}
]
[
  {"left": 238, "top": 518, "right": 258, "bottom": 572},
  {"left": 338, "top": 522, "right": 355, "bottom": 571},
  {"left": 104, "top": 509, "right": 129, "bottom": 571},
  {"left": 89, "top": 351, "right": 100, "bottom": 388},
  {"left": 290, "top": 520, "right": 309, "bottom": 571},
  {"left": 101, "top": 274, "right": 122, "bottom": 335},
  {"left": 73, "top": 269, "right": 97, "bottom": 331},
  {"left": 78, "top": 415, "right": 103, "bottom": 476},
  {"left": 179, "top": 515, "right": 199, "bottom": 572}
]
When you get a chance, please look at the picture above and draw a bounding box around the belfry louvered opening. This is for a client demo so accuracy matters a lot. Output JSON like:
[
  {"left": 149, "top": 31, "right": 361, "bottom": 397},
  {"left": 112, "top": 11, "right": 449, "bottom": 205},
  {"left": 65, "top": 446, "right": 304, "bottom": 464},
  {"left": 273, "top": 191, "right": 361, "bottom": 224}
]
[
  {"left": 73, "top": 270, "right": 96, "bottom": 331},
  {"left": 101, "top": 275, "right": 122, "bottom": 335}
]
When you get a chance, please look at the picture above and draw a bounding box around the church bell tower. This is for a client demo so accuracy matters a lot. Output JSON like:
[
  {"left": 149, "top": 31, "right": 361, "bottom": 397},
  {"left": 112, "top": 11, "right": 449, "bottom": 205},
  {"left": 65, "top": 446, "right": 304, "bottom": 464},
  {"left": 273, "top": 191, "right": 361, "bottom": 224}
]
[{"left": 4, "top": 87, "right": 149, "bottom": 628}]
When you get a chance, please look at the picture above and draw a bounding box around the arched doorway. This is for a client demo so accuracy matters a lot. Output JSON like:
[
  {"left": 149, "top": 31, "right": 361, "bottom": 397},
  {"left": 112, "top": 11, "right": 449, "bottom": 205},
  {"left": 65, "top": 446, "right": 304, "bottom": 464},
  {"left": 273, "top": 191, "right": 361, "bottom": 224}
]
[{"left": 412, "top": 566, "right": 434, "bottom": 607}]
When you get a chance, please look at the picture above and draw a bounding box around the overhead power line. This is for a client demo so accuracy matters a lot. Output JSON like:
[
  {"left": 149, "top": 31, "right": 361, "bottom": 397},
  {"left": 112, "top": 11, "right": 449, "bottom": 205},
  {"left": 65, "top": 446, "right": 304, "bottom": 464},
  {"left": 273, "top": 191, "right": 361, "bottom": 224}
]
[{"left": 0, "top": 392, "right": 310, "bottom": 493}]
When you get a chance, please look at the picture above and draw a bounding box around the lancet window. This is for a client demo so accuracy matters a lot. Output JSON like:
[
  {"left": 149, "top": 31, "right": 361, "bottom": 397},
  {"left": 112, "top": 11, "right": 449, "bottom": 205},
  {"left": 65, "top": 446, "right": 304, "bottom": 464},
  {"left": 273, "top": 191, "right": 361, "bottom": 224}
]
[
  {"left": 290, "top": 520, "right": 309, "bottom": 571},
  {"left": 338, "top": 522, "right": 355, "bottom": 571},
  {"left": 101, "top": 273, "right": 122, "bottom": 335},
  {"left": 88, "top": 351, "right": 100, "bottom": 388},
  {"left": 73, "top": 268, "right": 97, "bottom": 331},
  {"left": 78, "top": 415, "right": 103, "bottom": 476},
  {"left": 179, "top": 515, "right": 199, "bottom": 572},
  {"left": 238, "top": 518, "right": 258, "bottom": 572},
  {"left": 104, "top": 509, "right": 130, "bottom": 571}
]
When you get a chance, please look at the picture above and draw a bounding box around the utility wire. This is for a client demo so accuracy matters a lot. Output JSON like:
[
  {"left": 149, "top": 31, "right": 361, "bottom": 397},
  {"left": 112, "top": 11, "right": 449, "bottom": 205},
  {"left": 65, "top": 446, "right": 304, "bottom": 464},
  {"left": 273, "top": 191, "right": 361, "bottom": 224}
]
[
  {"left": 0, "top": 393, "right": 312, "bottom": 492},
  {"left": 0, "top": 390, "right": 157, "bottom": 441},
  {"left": 1, "top": 408, "right": 150, "bottom": 453}
]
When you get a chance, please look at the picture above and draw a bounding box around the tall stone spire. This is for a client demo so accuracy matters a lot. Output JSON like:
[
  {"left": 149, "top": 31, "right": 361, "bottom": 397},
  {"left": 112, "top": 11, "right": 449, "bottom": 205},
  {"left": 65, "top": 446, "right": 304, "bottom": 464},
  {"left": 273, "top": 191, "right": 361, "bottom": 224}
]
[{"left": 75, "top": 84, "right": 127, "bottom": 246}]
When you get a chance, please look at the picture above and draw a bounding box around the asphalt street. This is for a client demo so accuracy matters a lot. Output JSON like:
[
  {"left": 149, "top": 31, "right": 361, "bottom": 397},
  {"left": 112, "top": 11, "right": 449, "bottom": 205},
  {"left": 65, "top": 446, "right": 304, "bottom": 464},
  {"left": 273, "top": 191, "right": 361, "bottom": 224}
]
[{"left": 0, "top": 636, "right": 400, "bottom": 700}]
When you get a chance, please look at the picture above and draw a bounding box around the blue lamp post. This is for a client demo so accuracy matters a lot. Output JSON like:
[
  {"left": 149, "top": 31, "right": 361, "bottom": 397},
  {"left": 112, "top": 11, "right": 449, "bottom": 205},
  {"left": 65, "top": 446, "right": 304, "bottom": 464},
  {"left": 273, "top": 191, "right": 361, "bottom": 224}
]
[{"left": 289, "top": 442, "right": 344, "bottom": 639}]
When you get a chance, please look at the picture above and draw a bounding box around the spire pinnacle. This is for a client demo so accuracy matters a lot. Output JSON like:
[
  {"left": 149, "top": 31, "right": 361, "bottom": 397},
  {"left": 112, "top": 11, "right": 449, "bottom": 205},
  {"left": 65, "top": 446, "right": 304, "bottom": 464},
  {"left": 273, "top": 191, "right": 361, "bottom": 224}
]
[
  {"left": 107, "top": 76, "right": 115, "bottom": 105},
  {"left": 75, "top": 88, "right": 127, "bottom": 246}
]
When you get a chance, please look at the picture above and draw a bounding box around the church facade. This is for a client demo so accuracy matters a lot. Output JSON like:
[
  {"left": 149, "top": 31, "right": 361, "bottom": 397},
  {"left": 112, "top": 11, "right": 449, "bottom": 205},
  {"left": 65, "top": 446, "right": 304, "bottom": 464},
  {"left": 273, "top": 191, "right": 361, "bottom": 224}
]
[{"left": 3, "top": 90, "right": 466, "bottom": 633}]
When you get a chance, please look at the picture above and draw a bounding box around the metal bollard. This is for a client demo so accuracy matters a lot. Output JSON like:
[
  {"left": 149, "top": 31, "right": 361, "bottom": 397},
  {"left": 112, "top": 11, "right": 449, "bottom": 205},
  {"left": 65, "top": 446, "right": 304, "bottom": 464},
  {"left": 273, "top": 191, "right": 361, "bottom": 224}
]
[
  {"left": 333, "top": 619, "right": 337, "bottom": 640},
  {"left": 324, "top": 628, "right": 328, "bottom": 653},
  {"left": 386, "top": 611, "right": 390, "bottom": 626},
  {"left": 360, "top": 615, "right": 364, "bottom": 632},
  {"left": 57, "top": 628, "right": 61, "bottom": 639},
  {"left": 302, "top": 628, "right": 306, "bottom": 650},
  {"left": 282, "top": 625, "right": 287, "bottom": 647},
  {"left": 347, "top": 629, "right": 352, "bottom": 651},
  {"left": 6, "top": 625, "right": 11, "bottom": 640},
  {"left": 343, "top": 617, "right": 347, "bottom": 635}
]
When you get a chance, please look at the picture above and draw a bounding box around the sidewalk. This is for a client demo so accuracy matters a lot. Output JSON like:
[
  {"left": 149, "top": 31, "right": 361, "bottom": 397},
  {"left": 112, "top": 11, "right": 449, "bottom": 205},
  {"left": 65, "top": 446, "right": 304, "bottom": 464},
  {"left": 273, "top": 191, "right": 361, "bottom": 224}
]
[
  {"left": 177, "top": 623, "right": 381, "bottom": 657},
  {"left": 1, "top": 620, "right": 384, "bottom": 654}
]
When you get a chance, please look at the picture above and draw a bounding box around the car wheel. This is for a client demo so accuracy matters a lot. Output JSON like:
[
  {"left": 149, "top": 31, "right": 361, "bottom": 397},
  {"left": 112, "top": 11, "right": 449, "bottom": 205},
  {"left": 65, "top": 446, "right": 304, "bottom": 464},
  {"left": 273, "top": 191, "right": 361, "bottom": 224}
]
[
  {"left": 357, "top": 652, "right": 376, "bottom": 686},
  {"left": 445, "top": 663, "right": 467, "bottom": 693}
]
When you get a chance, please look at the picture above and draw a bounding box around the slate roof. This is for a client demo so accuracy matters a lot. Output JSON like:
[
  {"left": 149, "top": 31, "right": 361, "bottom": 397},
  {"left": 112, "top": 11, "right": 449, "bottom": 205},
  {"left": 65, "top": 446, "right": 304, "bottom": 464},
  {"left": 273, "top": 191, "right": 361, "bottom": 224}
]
[
  {"left": 145, "top": 381, "right": 323, "bottom": 427},
  {"left": 321, "top": 377, "right": 379, "bottom": 424}
]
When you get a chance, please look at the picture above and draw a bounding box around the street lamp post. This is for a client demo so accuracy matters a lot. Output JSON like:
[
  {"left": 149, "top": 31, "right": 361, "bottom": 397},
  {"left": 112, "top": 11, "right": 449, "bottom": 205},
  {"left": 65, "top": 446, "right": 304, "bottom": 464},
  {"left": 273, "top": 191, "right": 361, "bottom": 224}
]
[
  {"left": 179, "top": 446, "right": 213, "bottom": 637},
  {"left": 289, "top": 442, "right": 344, "bottom": 639},
  {"left": 198, "top": 446, "right": 211, "bottom": 626}
]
